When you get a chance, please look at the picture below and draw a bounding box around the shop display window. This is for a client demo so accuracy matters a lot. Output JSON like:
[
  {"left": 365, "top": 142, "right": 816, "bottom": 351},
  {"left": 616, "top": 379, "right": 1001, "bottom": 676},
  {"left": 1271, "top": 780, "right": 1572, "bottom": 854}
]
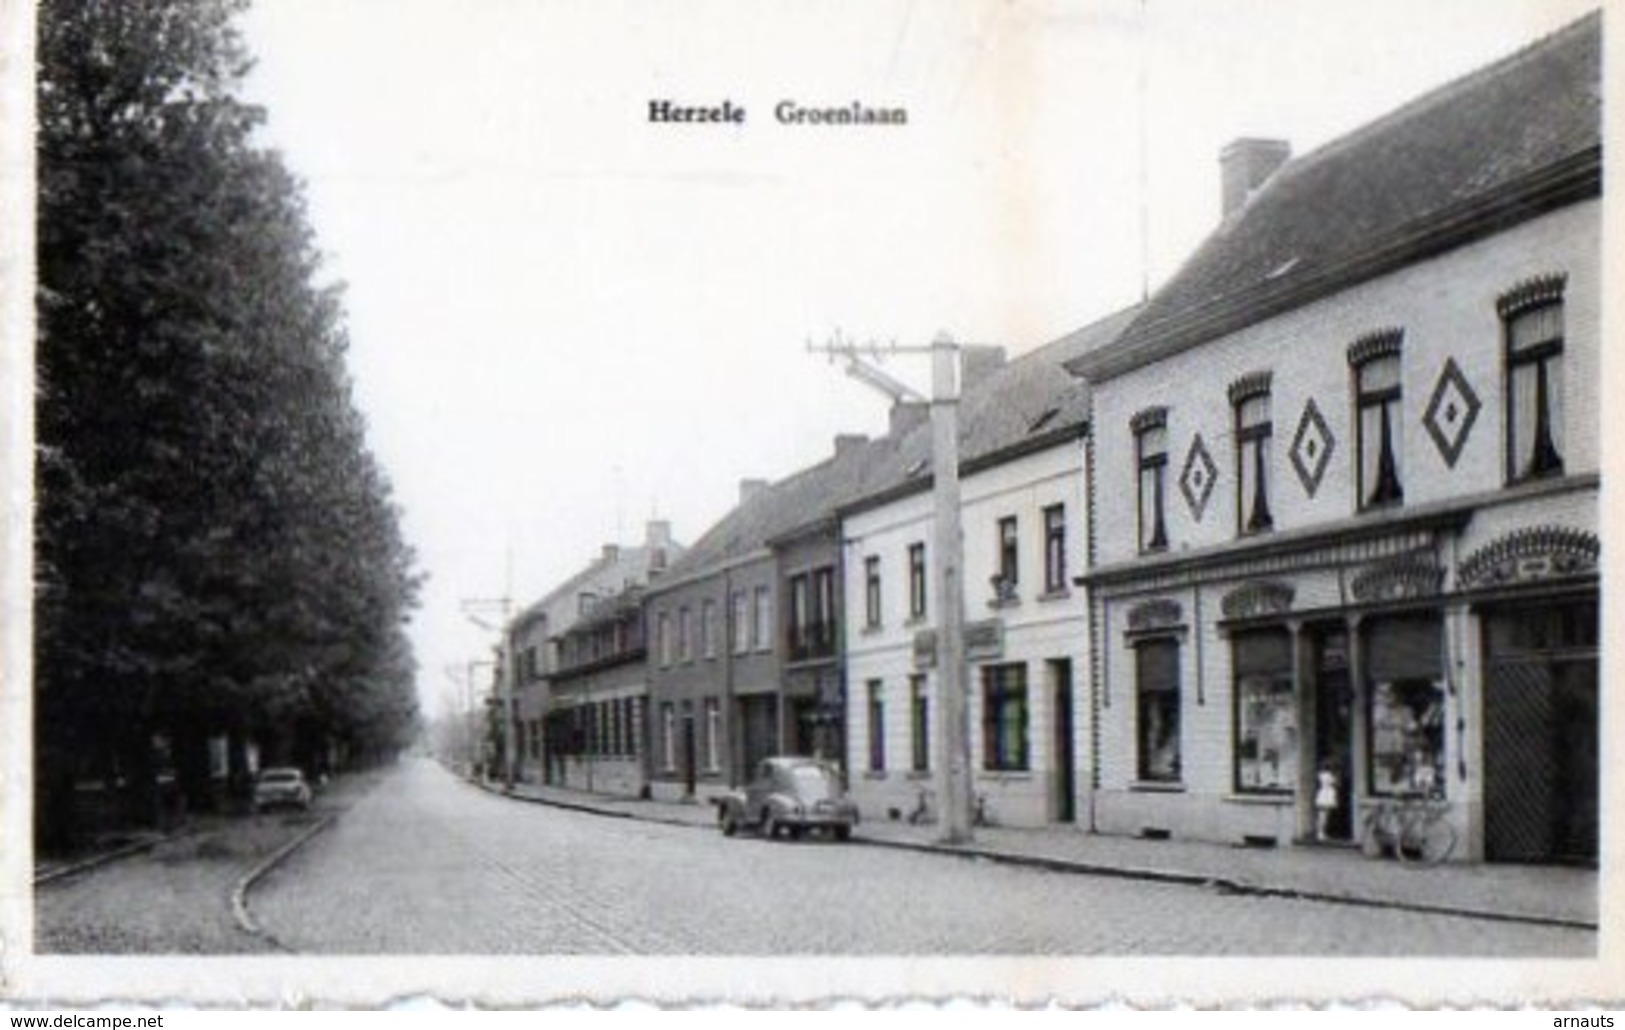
[
  {"left": 1235, "top": 677, "right": 1296, "bottom": 792},
  {"left": 1233, "top": 630, "right": 1295, "bottom": 792},
  {"left": 1368, "top": 678, "right": 1446, "bottom": 796}
]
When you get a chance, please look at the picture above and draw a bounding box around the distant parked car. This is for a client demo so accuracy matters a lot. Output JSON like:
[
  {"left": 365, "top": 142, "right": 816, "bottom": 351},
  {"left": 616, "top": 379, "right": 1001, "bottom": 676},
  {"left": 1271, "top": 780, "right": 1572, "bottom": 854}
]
[
  {"left": 252, "top": 767, "right": 313, "bottom": 813},
  {"left": 715, "top": 757, "right": 859, "bottom": 841}
]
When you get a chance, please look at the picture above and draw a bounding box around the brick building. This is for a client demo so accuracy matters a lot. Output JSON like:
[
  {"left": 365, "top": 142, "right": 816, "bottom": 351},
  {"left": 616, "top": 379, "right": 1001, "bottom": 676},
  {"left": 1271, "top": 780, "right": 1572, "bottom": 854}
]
[
  {"left": 643, "top": 436, "right": 899, "bottom": 802},
  {"left": 506, "top": 520, "right": 681, "bottom": 785},
  {"left": 541, "top": 585, "right": 650, "bottom": 795},
  {"left": 1067, "top": 15, "right": 1600, "bottom": 863}
]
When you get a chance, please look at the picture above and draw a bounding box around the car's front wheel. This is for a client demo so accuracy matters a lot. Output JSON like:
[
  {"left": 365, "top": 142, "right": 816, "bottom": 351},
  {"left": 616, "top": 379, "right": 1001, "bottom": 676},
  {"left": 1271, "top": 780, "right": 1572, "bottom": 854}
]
[
  {"left": 761, "top": 812, "right": 779, "bottom": 840},
  {"left": 720, "top": 809, "right": 738, "bottom": 837},
  {"left": 833, "top": 825, "right": 852, "bottom": 842}
]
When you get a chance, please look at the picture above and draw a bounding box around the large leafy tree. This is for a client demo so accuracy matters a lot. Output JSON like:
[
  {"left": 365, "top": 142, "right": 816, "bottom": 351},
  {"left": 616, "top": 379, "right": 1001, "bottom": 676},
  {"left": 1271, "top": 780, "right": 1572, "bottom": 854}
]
[{"left": 37, "top": 0, "right": 420, "bottom": 847}]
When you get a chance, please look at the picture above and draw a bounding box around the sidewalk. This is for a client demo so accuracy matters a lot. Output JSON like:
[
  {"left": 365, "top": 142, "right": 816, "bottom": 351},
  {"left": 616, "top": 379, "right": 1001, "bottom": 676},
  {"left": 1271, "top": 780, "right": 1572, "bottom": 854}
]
[{"left": 481, "top": 777, "right": 1598, "bottom": 930}]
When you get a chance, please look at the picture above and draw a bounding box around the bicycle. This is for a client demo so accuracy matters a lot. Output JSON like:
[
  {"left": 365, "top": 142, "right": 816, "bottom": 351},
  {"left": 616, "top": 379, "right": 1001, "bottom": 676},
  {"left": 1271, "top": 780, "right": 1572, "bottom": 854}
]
[
  {"left": 906, "top": 786, "right": 936, "bottom": 825},
  {"left": 906, "top": 788, "right": 996, "bottom": 828},
  {"left": 1360, "top": 793, "right": 1458, "bottom": 866},
  {"left": 974, "top": 793, "right": 997, "bottom": 828}
]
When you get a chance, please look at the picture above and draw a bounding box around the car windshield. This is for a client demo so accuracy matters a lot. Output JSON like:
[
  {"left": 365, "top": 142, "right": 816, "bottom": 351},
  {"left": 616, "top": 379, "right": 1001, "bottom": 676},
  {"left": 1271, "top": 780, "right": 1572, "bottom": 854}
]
[
  {"left": 785, "top": 765, "right": 837, "bottom": 801},
  {"left": 260, "top": 770, "right": 300, "bottom": 783}
]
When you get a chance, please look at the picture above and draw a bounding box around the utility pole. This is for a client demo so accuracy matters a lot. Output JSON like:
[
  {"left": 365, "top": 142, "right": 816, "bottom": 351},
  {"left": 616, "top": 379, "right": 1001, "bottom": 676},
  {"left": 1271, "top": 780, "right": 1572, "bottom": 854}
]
[
  {"left": 810, "top": 330, "right": 974, "bottom": 844},
  {"left": 462, "top": 595, "right": 514, "bottom": 788}
]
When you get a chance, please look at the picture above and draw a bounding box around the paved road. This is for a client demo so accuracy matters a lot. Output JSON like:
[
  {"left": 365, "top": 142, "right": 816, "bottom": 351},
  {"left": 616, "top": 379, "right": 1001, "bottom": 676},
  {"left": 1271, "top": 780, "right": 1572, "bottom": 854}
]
[
  {"left": 36, "top": 772, "right": 382, "bottom": 954},
  {"left": 249, "top": 758, "right": 1592, "bottom": 956}
]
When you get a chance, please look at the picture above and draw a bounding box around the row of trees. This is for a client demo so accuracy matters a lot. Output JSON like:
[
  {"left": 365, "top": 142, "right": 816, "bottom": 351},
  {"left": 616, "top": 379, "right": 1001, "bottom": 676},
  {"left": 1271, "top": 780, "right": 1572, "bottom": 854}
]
[{"left": 36, "top": 0, "right": 422, "bottom": 848}]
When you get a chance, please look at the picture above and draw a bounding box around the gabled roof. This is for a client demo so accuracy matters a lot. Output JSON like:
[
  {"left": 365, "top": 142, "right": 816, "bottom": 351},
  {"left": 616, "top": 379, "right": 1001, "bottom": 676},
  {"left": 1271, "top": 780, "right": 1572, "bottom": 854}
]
[
  {"left": 843, "top": 302, "right": 1141, "bottom": 515},
  {"left": 652, "top": 436, "right": 900, "bottom": 591},
  {"left": 512, "top": 536, "right": 685, "bottom": 630},
  {"left": 562, "top": 584, "right": 644, "bottom": 638},
  {"left": 651, "top": 302, "right": 1139, "bottom": 591},
  {"left": 1070, "top": 11, "right": 1602, "bottom": 383}
]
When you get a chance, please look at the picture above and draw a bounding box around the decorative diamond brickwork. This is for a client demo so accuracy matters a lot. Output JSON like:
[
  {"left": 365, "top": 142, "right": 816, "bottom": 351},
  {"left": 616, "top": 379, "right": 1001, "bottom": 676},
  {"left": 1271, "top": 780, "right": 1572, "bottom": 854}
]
[
  {"left": 1289, "top": 397, "right": 1335, "bottom": 498},
  {"left": 1423, "top": 357, "right": 1481, "bottom": 469},
  {"left": 1179, "top": 433, "right": 1217, "bottom": 522}
]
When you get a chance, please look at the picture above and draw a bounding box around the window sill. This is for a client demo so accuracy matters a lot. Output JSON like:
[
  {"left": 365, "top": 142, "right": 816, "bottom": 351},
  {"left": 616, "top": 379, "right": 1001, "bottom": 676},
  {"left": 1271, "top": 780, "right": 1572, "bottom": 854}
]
[
  {"left": 986, "top": 595, "right": 1022, "bottom": 610},
  {"left": 1224, "top": 791, "right": 1293, "bottom": 806},
  {"left": 864, "top": 770, "right": 889, "bottom": 781},
  {"left": 1507, "top": 467, "right": 1567, "bottom": 490},
  {"left": 1038, "top": 587, "right": 1072, "bottom": 603},
  {"left": 906, "top": 770, "right": 932, "bottom": 781},
  {"left": 904, "top": 616, "right": 928, "bottom": 628},
  {"left": 1129, "top": 779, "right": 1186, "bottom": 793},
  {"left": 1357, "top": 499, "right": 1404, "bottom": 516},
  {"left": 860, "top": 623, "right": 884, "bottom": 636},
  {"left": 981, "top": 769, "right": 1032, "bottom": 781}
]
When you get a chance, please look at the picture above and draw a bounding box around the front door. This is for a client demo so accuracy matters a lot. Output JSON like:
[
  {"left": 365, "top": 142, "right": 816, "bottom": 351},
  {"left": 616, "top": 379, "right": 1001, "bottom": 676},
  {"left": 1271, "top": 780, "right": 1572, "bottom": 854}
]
[
  {"left": 681, "top": 716, "right": 698, "bottom": 797},
  {"left": 1051, "top": 659, "right": 1076, "bottom": 824},
  {"left": 1312, "top": 627, "right": 1354, "bottom": 841},
  {"left": 1483, "top": 600, "right": 1598, "bottom": 864}
]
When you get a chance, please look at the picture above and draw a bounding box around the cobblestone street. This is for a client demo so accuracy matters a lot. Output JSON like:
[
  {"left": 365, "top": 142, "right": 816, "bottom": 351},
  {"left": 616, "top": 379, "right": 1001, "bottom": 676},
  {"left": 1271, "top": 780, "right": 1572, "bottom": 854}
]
[
  {"left": 35, "top": 772, "right": 381, "bottom": 954},
  {"left": 238, "top": 759, "right": 1593, "bottom": 956}
]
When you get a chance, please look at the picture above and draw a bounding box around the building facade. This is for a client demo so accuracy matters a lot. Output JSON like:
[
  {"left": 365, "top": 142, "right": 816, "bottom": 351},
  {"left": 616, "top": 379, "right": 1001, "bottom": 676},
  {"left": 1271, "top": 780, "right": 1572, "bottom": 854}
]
[
  {"left": 1069, "top": 16, "right": 1600, "bottom": 864},
  {"left": 642, "top": 435, "right": 904, "bottom": 803},
  {"left": 772, "top": 520, "right": 848, "bottom": 763},
  {"left": 506, "top": 519, "right": 680, "bottom": 784},
  {"left": 541, "top": 587, "right": 650, "bottom": 796},
  {"left": 642, "top": 543, "right": 779, "bottom": 803},
  {"left": 840, "top": 310, "right": 1137, "bottom": 828}
]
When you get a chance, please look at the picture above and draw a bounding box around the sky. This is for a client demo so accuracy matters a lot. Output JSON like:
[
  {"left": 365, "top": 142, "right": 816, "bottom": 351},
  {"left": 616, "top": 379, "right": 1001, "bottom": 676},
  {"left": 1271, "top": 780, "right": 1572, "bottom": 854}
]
[{"left": 236, "top": 0, "right": 1603, "bottom": 721}]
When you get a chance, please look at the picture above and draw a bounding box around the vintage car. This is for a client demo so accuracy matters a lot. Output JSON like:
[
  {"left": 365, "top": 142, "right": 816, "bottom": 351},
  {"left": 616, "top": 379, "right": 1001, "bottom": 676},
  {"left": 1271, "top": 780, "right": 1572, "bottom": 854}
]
[
  {"left": 252, "top": 766, "right": 313, "bottom": 812},
  {"left": 715, "top": 756, "right": 859, "bottom": 841}
]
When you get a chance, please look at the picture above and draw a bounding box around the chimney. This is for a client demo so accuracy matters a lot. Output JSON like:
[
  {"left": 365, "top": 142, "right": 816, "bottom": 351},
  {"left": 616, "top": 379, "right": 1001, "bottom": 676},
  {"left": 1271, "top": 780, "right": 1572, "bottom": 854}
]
[
  {"left": 739, "top": 478, "right": 768, "bottom": 505},
  {"left": 644, "top": 520, "right": 672, "bottom": 576},
  {"left": 1220, "top": 138, "right": 1291, "bottom": 217},
  {"left": 834, "top": 433, "right": 867, "bottom": 458},
  {"left": 961, "top": 345, "right": 1007, "bottom": 391},
  {"left": 889, "top": 401, "right": 929, "bottom": 437},
  {"left": 644, "top": 519, "right": 672, "bottom": 549},
  {"left": 601, "top": 543, "right": 620, "bottom": 563}
]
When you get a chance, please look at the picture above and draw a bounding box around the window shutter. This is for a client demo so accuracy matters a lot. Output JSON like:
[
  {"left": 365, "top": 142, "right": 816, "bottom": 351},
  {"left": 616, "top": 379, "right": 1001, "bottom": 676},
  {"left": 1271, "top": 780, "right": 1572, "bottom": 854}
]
[
  {"left": 1365, "top": 617, "right": 1442, "bottom": 681},
  {"left": 1232, "top": 629, "right": 1291, "bottom": 676}
]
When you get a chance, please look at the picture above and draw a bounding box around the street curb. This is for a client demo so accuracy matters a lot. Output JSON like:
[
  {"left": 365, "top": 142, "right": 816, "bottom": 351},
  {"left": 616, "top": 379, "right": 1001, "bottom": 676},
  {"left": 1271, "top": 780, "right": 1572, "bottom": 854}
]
[
  {"left": 230, "top": 813, "right": 337, "bottom": 938},
  {"left": 33, "top": 828, "right": 195, "bottom": 888},
  {"left": 463, "top": 776, "right": 709, "bottom": 831},
  {"left": 851, "top": 836, "right": 1599, "bottom": 932},
  {"left": 472, "top": 775, "right": 1597, "bottom": 933}
]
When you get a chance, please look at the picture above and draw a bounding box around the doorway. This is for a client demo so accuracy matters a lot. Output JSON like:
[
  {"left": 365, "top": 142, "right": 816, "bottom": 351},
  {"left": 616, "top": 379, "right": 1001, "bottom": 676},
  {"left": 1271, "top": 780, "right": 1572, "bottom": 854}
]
[
  {"left": 681, "top": 716, "right": 697, "bottom": 797},
  {"left": 1050, "top": 659, "right": 1076, "bottom": 823},
  {"left": 1483, "top": 600, "right": 1598, "bottom": 864},
  {"left": 1311, "top": 627, "right": 1354, "bottom": 841}
]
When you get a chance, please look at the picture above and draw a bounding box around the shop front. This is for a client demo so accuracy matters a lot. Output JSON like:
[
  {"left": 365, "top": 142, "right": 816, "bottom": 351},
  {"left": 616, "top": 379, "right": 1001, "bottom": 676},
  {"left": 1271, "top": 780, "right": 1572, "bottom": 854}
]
[
  {"left": 1092, "top": 514, "right": 1599, "bottom": 866},
  {"left": 1219, "top": 592, "right": 1454, "bottom": 853}
]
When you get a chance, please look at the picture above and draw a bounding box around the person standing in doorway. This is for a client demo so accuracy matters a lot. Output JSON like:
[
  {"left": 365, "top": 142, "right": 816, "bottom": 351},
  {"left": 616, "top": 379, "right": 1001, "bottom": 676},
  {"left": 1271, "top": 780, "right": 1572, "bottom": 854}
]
[{"left": 1315, "top": 763, "right": 1340, "bottom": 842}]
